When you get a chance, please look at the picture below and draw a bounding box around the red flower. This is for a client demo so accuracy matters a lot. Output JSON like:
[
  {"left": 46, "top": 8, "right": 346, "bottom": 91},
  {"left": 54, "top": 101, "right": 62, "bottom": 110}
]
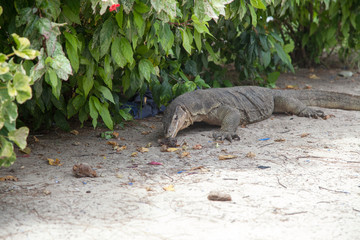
[{"left": 109, "top": 4, "right": 120, "bottom": 12}]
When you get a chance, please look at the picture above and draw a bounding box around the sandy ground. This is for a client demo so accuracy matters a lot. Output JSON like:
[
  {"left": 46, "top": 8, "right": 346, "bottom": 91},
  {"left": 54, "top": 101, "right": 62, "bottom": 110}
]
[{"left": 1, "top": 68, "right": 360, "bottom": 240}]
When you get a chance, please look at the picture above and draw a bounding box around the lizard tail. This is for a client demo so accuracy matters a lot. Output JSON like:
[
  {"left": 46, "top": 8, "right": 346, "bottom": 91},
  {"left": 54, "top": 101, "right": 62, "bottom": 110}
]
[{"left": 273, "top": 89, "right": 360, "bottom": 111}]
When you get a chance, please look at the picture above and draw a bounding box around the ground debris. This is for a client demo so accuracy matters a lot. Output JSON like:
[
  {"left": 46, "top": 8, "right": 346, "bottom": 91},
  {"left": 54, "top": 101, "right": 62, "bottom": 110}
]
[
  {"left": 73, "top": 163, "right": 97, "bottom": 178},
  {"left": 208, "top": 191, "right": 232, "bottom": 201}
]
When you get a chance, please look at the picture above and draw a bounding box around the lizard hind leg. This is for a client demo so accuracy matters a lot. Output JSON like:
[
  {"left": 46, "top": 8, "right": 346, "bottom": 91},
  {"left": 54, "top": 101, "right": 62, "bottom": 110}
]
[{"left": 274, "top": 96, "right": 325, "bottom": 118}]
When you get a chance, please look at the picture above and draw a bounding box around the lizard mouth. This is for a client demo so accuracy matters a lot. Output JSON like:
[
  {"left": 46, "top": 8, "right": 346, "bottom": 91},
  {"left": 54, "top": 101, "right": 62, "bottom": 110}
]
[{"left": 164, "top": 106, "right": 189, "bottom": 138}]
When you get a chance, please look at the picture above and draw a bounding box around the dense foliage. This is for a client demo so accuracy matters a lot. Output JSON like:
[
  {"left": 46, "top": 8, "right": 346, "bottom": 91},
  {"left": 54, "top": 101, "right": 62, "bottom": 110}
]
[{"left": 0, "top": 0, "right": 359, "bottom": 166}]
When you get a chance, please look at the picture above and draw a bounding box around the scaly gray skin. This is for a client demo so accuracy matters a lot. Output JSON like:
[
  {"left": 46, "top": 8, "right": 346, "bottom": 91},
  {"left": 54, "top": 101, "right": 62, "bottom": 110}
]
[{"left": 162, "top": 86, "right": 360, "bottom": 142}]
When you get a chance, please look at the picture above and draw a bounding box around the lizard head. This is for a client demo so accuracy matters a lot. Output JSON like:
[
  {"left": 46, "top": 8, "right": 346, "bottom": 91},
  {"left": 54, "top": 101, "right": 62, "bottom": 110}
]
[{"left": 163, "top": 105, "right": 191, "bottom": 138}]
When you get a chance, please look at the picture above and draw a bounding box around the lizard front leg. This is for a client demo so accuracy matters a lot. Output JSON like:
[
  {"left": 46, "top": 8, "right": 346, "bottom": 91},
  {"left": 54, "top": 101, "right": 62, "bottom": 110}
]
[{"left": 210, "top": 106, "right": 242, "bottom": 142}]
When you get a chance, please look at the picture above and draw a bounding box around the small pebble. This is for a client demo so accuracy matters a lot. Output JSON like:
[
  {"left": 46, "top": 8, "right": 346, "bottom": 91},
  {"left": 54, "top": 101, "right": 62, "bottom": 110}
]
[{"left": 208, "top": 191, "right": 232, "bottom": 201}]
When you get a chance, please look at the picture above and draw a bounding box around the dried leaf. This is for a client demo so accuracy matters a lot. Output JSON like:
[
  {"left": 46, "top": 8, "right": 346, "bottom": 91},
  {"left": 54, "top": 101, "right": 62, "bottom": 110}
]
[
  {"left": 47, "top": 158, "right": 63, "bottom": 166},
  {"left": 141, "top": 131, "right": 151, "bottom": 135},
  {"left": 107, "top": 141, "right": 119, "bottom": 146},
  {"left": 131, "top": 152, "right": 138, "bottom": 157},
  {"left": 245, "top": 152, "right": 256, "bottom": 158},
  {"left": 193, "top": 144, "right": 203, "bottom": 150},
  {"left": 179, "top": 151, "right": 190, "bottom": 158},
  {"left": 112, "top": 131, "right": 119, "bottom": 138},
  {"left": 20, "top": 147, "right": 31, "bottom": 154},
  {"left": 167, "top": 148, "right": 180, "bottom": 152},
  {"left": 70, "top": 130, "right": 79, "bottom": 135},
  {"left": 189, "top": 166, "right": 204, "bottom": 171},
  {"left": 0, "top": 175, "right": 18, "bottom": 181},
  {"left": 145, "top": 186, "right": 154, "bottom": 191},
  {"left": 304, "top": 85, "right": 312, "bottom": 89},
  {"left": 309, "top": 74, "right": 319, "bottom": 79},
  {"left": 114, "top": 145, "right": 127, "bottom": 152},
  {"left": 163, "top": 185, "right": 175, "bottom": 191},
  {"left": 137, "top": 147, "right": 149, "bottom": 153},
  {"left": 286, "top": 85, "right": 295, "bottom": 89},
  {"left": 219, "top": 155, "right": 237, "bottom": 160},
  {"left": 33, "top": 136, "right": 39, "bottom": 142},
  {"left": 300, "top": 133, "right": 310, "bottom": 138},
  {"left": 274, "top": 138, "right": 286, "bottom": 142}
]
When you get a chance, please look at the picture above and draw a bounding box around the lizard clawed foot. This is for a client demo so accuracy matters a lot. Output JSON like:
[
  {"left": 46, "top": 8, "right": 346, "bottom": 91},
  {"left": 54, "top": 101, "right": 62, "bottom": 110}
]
[
  {"left": 298, "top": 108, "right": 325, "bottom": 119},
  {"left": 212, "top": 132, "right": 240, "bottom": 142}
]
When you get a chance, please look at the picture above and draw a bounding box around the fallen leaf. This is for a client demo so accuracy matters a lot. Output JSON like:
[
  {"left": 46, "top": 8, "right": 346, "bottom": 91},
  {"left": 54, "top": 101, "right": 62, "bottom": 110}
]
[
  {"left": 145, "top": 142, "right": 152, "bottom": 148},
  {"left": 107, "top": 141, "right": 118, "bottom": 147},
  {"left": 167, "top": 148, "right": 180, "bottom": 152},
  {"left": 193, "top": 144, "right": 203, "bottom": 150},
  {"left": 70, "top": 130, "right": 79, "bottom": 135},
  {"left": 137, "top": 147, "right": 149, "bottom": 153},
  {"left": 323, "top": 114, "right": 334, "bottom": 120},
  {"left": 179, "top": 151, "right": 190, "bottom": 158},
  {"left": 149, "top": 125, "right": 156, "bottom": 129},
  {"left": 286, "top": 85, "right": 295, "bottom": 89},
  {"left": 163, "top": 185, "right": 175, "bottom": 191},
  {"left": 160, "top": 145, "right": 168, "bottom": 152},
  {"left": 300, "top": 133, "right": 310, "bottom": 138},
  {"left": 219, "top": 155, "right": 237, "bottom": 160},
  {"left": 43, "top": 190, "right": 51, "bottom": 195},
  {"left": 245, "top": 152, "right": 256, "bottom": 158},
  {"left": 73, "top": 163, "right": 97, "bottom": 178},
  {"left": 20, "top": 147, "right": 31, "bottom": 154},
  {"left": 309, "top": 74, "right": 319, "bottom": 79},
  {"left": 145, "top": 186, "right": 154, "bottom": 191},
  {"left": 47, "top": 158, "right": 63, "bottom": 166},
  {"left": 0, "top": 175, "right": 18, "bottom": 181},
  {"left": 33, "top": 136, "right": 39, "bottom": 142},
  {"left": 114, "top": 145, "right": 127, "bottom": 152},
  {"left": 304, "top": 85, "right": 312, "bottom": 89},
  {"left": 148, "top": 161, "right": 162, "bottom": 165},
  {"left": 112, "top": 131, "right": 119, "bottom": 138},
  {"left": 189, "top": 166, "right": 204, "bottom": 171},
  {"left": 274, "top": 138, "right": 286, "bottom": 142},
  {"left": 116, "top": 173, "right": 123, "bottom": 178},
  {"left": 141, "top": 131, "right": 151, "bottom": 135},
  {"left": 131, "top": 152, "right": 138, "bottom": 157}
]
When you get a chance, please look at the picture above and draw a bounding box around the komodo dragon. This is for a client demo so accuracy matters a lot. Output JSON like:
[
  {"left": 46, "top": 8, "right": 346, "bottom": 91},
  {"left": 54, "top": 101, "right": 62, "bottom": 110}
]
[{"left": 162, "top": 86, "right": 360, "bottom": 141}]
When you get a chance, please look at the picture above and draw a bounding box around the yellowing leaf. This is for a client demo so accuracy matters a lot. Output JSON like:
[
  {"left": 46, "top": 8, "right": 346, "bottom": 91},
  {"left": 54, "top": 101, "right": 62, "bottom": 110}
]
[
  {"left": 166, "top": 148, "right": 180, "bottom": 152},
  {"left": 47, "top": 158, "right": 63, "bottom": 166},
  {"left": 218, "top": 155, "right": 237, "bottom": 160},
  {"left": 163, "top": 185, "right": 175, "bottom": 191},
  {"left": 0, "top": 175, "right": 18, "bottom": 181},
  {"left": 131, "top": 152, "right": 138, "bottom": 157},
  {"left": 309, "top": 74, "right": 319, "bottom": 79},
  {"left": 137, "top": 147, "right": 149, "bottom": 153},
  {"left": 19, "top": 146, "right": 31, "bottom": 154},
  {"left": 70, "top": 130, "right": 79, "bottom": 135}
]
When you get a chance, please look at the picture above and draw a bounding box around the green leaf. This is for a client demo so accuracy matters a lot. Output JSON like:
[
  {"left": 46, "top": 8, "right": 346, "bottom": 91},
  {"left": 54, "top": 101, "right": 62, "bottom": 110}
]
[
  {"left": 120, "top": 37, "right": 134, "bottom": 65},
  {"left": 134, "top": 2, "right": 150, "bottom": 13},
  {"left": 159, "top": 24, "right": 174, "bottom": 54},
  {"left": 54, "top": 110, "right": 70, "bottom": 131},
  {"left": 99, "top": 102, "right": 113, "bottom": 130},
  {"left": 194, "top": 30, "right": 202, "bottom": 51},
  {"left": 103, "top": 55, "right": 112, "bottom": 90},
  {"left": 274, "top": 43, "right": 294, "bottom": 72},
  {"left": 250, "top": 0, "right": 266, "bottom": 10},
  {"left": 96, "top": 85, "right": 115, "bottom": 104},
  {"left": 248, "top": 4, "right": 257, "bottom": 27},
  {"left": 115, "top": 8, "right": 124, "bottom": 29},
  {"left": 133, "top": 11, "right": 145, "bottom": 37},
  {"left": 194, "top": 75, "right": 210, "bottom": 88},
  {"left": 180, "top": 28, "right": 192, "bottom": 55},
  {"left": 100, "top": 18, "right": 115, "bottom": 58},
  {"left": 261, "top": 50, "right": 271, "bottom": 68},
  {"left": 89, "top": 96, "right": 100, "bottom": 128},
  {"left": 267, "top": 71, "right": 280, "bottom": 85},
  {"left": 45, "top": 69, "right": 61, "bottom": 100},
  {"left": 111, "top": 38, "right": 127, "bottom": 68},
  {"left": 8, "top": 127, "right": 29, "bottom": 149},
  {"left": 139, "top": 59, "right": 154, "bottom": 82},
  {"left": 62, "top": 4, "right": 81, "bottom": 24},
  {"left": 50, "top": 49, "right": 73, "bottom": 80}
]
